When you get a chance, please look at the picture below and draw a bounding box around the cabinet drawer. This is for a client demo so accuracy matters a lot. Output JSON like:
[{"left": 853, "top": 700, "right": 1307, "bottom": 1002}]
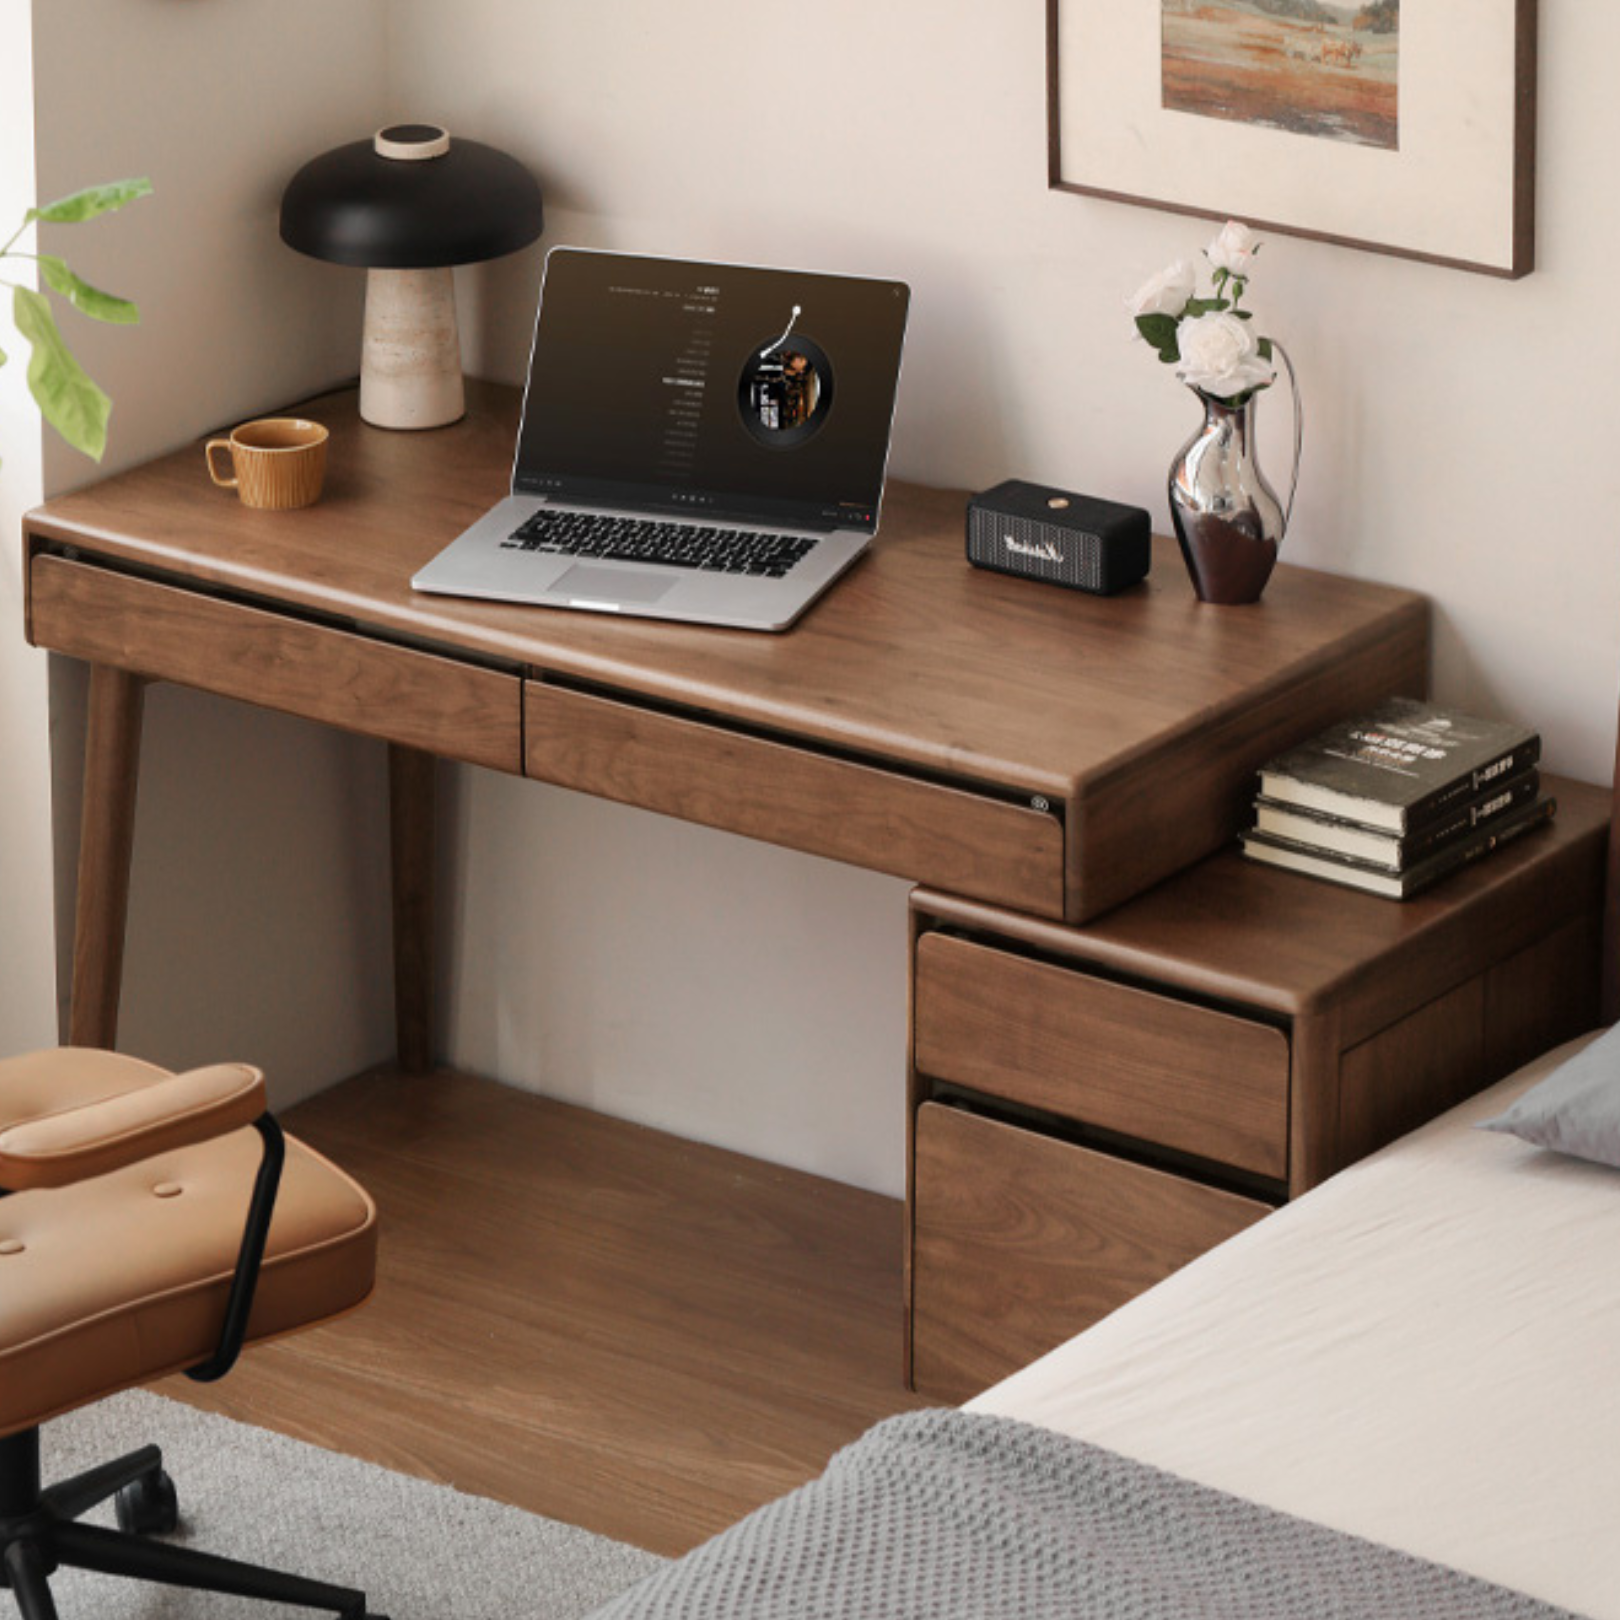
[
  {"left": 523, "top": 680, "right": 1065, "bottom": 915},
  {"left": 914, "top": 933, "right": 1289, "bottom": 1179},
  {"left": 910, "top": 1102, "right": 1270, "bottom": 1402},
  {"left": 29, "top": 556, "right": 522, "bottom": 772}
]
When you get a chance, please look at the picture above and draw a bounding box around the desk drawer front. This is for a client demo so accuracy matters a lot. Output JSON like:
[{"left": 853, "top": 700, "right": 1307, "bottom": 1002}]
[
  {"left": 30, "top": 557, "right": 521, "bottom": 772},
  {"left": 913, "top": 932, "right": 1289, "bottom": 1179},
  {"left": 523, "top": 681, "right": 1065, "bottom": 915},
  {"left": 910, "top": 1102, "right": 1270, "bottom": 1402}
]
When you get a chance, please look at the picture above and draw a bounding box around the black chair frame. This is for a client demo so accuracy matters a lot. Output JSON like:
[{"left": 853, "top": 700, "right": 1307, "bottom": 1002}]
[{"left": 0, "top": 1114, "right": 381, "bottom": 1620}]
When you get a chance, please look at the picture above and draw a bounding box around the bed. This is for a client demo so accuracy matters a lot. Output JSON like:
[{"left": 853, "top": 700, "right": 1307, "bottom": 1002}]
[
  {"left": 968, "top": 1035, "right": 1620, "bottom": 1617},
  {"left": 584, "top": 853, "right": 1620, "bottom": 1616}
]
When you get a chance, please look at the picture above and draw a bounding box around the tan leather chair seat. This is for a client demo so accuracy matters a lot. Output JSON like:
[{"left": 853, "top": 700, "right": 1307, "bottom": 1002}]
[{"left": 0, "top": 1051, "right": 376, "bottom": 1437}]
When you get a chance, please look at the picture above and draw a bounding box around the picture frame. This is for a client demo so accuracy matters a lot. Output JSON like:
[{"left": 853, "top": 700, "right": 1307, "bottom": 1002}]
[{"left": 1047, "top": 0, "right": 1537, "bottom": 279}]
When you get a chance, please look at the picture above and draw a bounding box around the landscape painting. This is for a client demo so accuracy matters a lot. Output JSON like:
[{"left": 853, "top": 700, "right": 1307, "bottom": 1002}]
[{"left": 1161, "top": 0, "right": 1399, "bottom": 151}]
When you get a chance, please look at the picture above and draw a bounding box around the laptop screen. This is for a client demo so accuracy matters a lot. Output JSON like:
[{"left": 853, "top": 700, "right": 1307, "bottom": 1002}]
[{"left": 512, "top": 249, "right": 909, "bottom": 533}]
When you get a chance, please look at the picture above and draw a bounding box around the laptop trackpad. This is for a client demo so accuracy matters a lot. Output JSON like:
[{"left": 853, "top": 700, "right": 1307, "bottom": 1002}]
[{"left": 549, "top": 564, "right": 679, "bottom": 606}]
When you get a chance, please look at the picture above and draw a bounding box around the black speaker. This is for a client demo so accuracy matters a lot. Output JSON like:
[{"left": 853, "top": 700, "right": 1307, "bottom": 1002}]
[{"left": 966, "top": 480, "right": 1150, "bottom": 596}]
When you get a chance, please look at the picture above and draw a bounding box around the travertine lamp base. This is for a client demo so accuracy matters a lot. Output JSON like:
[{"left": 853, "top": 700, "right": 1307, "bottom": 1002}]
[{"left": 359, "top": 266, "right": 465, "bottom": 430}]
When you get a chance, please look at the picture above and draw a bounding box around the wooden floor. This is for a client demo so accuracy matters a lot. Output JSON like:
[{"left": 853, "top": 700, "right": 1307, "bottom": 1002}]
[{"left": 160, "top": 1066, "right": 933, "bottom": 1556}]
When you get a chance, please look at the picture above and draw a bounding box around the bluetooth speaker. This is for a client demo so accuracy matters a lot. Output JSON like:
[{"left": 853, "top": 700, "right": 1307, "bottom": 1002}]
[{"left": 966, "top": 480, "right": 1151, "bottom": 596}]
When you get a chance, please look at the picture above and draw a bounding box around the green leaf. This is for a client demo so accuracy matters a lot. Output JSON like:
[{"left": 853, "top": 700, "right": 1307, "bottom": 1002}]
[
  {"left": 1133, "top": 312, "right": 1180, "bottom": 363},
  {"left": 38, "top": 255, "right": 140, "bottom": 324},
  {"left": 27, "top": 176, "right": 152, "bottom": 226},
  {"left": 12, "top": 286, "right": 111, "bottom": 460},
  {"left": 1134, "top": 312, "right": 1175, "bottom": 346},
  {"left": 1257, "top": 337, "right": 1274, "bottom": 360},
  {"left": 1183, "top": 297, "right": 1226, "bottom": 317}
]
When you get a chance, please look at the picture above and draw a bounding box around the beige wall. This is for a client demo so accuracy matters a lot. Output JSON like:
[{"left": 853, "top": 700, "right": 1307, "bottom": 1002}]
[
  {"left": 27, "top": 0, "right": 395, "bottom": 1104},
  {"left": 377, "top": 2, "right": 1620, "bottom": 1193},
  {"left": 0, "top": 1, "right": 56, "bottom": 1056},
  {"left": 15, "top": 4, "right": 1619, "bottom": 1189}
]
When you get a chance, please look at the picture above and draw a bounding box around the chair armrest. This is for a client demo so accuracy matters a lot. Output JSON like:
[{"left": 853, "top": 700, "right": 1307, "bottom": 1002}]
[{"left": 0, "top": 1062, "right": 267, "bottom": 1190}]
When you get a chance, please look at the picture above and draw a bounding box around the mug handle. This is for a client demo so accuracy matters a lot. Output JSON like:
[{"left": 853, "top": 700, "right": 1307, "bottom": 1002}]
[{"left": 205, "top": 439, "right": 237, "bottom": 488}]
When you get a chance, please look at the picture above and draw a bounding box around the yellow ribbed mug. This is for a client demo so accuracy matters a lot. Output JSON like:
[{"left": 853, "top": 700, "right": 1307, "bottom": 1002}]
[{"left": 205, "top": 418, "right": 328, "bottom": 510}]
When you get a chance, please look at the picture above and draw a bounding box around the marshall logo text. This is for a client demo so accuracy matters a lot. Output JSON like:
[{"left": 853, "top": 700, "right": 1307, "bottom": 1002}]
[{"left": 1002, "top": 533, "right": 1065, "bottom": 562}]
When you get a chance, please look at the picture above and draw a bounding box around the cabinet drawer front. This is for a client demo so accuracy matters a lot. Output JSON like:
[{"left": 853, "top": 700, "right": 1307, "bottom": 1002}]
[
  {"left": 914, "top": 933, "right": 1289, "bottom": 1179},
  {"left": 524, "top": 680, "right": 1065, "bottom": 915},
  {"left": 29, "top": 557, "right": 521, "bottom": 772},
  {"left": 910, "top": 1102, "right": 1270, "bottom": 1402}
]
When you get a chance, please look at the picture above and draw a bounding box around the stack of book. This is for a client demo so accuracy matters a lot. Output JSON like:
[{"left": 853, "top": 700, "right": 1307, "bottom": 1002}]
[{"left": 1242, "top": 697, "right": 1552, "bottom": 899}]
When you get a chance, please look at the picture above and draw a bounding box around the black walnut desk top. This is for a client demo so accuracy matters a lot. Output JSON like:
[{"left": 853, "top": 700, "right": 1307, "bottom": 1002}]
[{"left": 24, "top": 380, "right": 1429, "bottom": 921}]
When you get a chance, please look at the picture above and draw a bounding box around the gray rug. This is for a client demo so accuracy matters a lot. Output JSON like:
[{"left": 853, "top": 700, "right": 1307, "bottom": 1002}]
[{"left": 42, "top": 1391, "right": 665, "bottom": 1619}]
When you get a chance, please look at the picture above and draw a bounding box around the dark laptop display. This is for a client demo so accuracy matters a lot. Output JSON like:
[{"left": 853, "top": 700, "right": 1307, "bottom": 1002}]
[{"left": 514, "top": 250, "right": 909, "bottom": 533}]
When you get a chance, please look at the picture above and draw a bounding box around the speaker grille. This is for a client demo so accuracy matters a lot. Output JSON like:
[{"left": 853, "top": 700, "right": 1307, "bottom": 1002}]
[{"left": 968, "top": 508, "right": 1105, "bottom": 591}]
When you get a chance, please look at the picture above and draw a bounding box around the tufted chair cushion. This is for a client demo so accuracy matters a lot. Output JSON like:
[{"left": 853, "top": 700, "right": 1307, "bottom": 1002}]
[{"left": 0, "top": 1048, "right": 376, "bottom": 1437}]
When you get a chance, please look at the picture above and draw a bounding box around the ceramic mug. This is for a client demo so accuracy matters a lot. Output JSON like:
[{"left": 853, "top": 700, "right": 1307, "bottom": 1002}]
[{"left": 205, "top": 418, "right": 328, "bottom": 510}]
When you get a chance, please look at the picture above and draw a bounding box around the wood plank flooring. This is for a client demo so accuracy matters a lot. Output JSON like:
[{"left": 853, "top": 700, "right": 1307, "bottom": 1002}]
[{"left": 160, "top": 1066, "right": 934, "bottom": 1556}]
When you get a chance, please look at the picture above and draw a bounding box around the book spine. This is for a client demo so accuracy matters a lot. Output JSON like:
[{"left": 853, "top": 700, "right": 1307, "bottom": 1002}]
[
  {"left": 1391, "top": 771, "right": 1540, "bottom": 864},
  {"left": 1398, "top": 796, "right": 1556, "bottom": 896},
  {"left": 1399, "top": 738, "right": 1542, "bottom": 833}
]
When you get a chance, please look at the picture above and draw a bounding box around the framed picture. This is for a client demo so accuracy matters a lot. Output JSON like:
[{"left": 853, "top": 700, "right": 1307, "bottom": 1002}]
[{"left": 1048, "top": 0, "right": 1537, "bottom": 278}]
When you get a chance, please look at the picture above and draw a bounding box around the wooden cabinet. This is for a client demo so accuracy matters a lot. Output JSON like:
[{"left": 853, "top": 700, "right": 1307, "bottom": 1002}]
[
  {"left": 913, "top": 933, "right": 1289, "bottom": 1178},
  {"left": 910, "top": 1104, "right": 1269, "bottom": 1397},
  {"left": 906, "top": 778, "right": 1609, "bottom": 1403}
]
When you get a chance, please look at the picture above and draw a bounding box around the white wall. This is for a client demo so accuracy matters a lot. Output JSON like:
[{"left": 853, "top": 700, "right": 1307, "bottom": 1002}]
[
  {"left": 29, "top": 0, "right": 395, "bottom": 1105},
  {"left": 381, "top": 0, "right": 1620, "bottom": 1196},
  {"left": 0, "top": 1, "right": 57, "bottom": 1057},
  {"left": 19, "top": 4, "right": 1619, "bottom": 1191}
]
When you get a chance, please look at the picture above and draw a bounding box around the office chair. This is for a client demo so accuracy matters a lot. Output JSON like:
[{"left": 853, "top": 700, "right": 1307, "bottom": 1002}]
[{"left": 0, "top": 1048, "right": 381, "bottom": 1620}]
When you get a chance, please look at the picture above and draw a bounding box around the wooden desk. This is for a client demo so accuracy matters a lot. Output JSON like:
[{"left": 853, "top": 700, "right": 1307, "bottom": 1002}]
[
  {"left": 22, "top": 381, "right": 1428, "bottom": 1061},
  {"left": 24, "top": 383, "right": 1609, "bottom": 1401}
]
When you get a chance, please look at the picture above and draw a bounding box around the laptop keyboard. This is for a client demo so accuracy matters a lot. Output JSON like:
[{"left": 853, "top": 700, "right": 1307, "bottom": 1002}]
[{"left": 502, "top": 510, "right": 819, "bottom": 579}]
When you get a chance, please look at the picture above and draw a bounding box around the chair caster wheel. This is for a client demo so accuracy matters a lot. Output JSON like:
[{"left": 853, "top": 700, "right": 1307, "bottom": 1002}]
[{"left": 115, "top": 1468, "right": 179, "bottom": 1535}]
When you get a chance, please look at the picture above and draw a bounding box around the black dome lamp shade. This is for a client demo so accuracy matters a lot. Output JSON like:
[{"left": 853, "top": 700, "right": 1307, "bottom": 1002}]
[{"left": 280, "top": 125, "right": 543, "bottom": 429}]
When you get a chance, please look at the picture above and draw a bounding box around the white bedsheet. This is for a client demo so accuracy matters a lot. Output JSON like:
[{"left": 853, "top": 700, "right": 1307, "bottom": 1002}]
[{"left": 969, "top": 1033, "right": 1620, "bottom": 1618}]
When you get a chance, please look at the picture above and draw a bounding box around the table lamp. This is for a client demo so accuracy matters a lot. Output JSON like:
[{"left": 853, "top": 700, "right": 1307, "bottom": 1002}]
[{"left": 279, "top": 124, "right": 544, "bottom": 430}]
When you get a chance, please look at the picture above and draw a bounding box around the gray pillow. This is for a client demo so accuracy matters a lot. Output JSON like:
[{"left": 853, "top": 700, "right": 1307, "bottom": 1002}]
[{"left": 1478, "top": 1025, "right": 1620, "bottom": 1168}]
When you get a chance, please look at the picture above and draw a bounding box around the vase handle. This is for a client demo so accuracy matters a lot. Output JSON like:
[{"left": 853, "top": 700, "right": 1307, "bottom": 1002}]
[{"left": 1272, "top": 341, "right": 1303, "bottom": 541}]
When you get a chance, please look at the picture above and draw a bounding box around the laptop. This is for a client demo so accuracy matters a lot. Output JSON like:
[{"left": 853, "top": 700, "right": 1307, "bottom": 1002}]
[{"left": 412, "top": 247, "right": 910, "bottom": 631}]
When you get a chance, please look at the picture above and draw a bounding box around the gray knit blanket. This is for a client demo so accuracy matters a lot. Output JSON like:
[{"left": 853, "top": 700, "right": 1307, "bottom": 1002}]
[{"left": 587, "top": 1410, "right": 1583, "bottom": 1619}]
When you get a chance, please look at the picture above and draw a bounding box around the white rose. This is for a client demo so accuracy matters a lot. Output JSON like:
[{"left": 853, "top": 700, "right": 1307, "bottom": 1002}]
[
  {"left": 1174, "top": 311, "right": 1275, "bottom": 398},
  {"left": 1126, "top": 258, "right": 1196, "bottom": 319},
  {"left": 1206, "top": 220, "right": 1261, "bottom": 277}
]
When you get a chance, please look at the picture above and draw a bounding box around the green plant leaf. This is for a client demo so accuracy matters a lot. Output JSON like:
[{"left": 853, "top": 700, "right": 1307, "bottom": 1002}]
[
  {"left": 1134, "top": 313, "right": 1175, "bottom": 346},
  {"left": 12, "top": 286, "right": 111, "bottom": 460},
  {"left": 27, "top": 176, "right": 152, "bottom": 225},
  {"left": 37, "top": 255, "right": 140, "bottom": 324},
  {"left": 1183, "top": 297, "right": 1226, "bottom": 317},
  {"left": 1134, "top": 313, "right": 1180, "bottom": 363},
  {"left": 1257, "top": 337, "right": 1274, "bottom": 360}
]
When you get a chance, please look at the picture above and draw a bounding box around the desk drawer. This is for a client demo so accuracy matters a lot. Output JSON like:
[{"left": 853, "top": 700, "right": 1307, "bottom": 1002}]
[
  {"left": 523, "top": 680, "right": 1065, "bottom": 915},
  {"left": 29, "top": 556, "right": 522, "bottom": 772},
  {"left": 913, "top": 932, "right": 1289, "bottom": 1179},
  {"left": 910, "top": 1102, "right": 1270, "bottom": 1401}
]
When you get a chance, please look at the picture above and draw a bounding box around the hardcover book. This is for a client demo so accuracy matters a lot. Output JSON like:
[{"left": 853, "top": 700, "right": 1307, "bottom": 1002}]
[
  {"left": 1241, "top": 794, "right": 1556, "bottom": 899},
  {"left": 1257, "top": 698, "right": 1540, "bottom": 835},
  {"left": 1252, "top": 769, "right": 1541, "bottom": 872}
]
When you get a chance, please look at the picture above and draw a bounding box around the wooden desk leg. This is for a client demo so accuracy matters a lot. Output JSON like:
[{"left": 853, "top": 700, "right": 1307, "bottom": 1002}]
[
  {"left": 69, "top": 665, "right": 147, "bottom": 1050},
  {"left": 389, "top": 744, "right": 436, "bottom": 1075}
]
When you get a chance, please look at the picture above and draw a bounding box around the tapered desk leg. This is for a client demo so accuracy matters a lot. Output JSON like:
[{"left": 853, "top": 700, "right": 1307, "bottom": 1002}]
[
  {"left": 69, "top": 666, "right": 147, "bottom": 1050},
  {"left": 389, "top": 743, "right": 436, "bottom": 1075}
]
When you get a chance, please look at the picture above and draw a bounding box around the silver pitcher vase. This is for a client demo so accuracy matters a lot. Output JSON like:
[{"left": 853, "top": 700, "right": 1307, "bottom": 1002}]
[{"left": 1168, "top": 347, "right": 1302, "bottom": 605}]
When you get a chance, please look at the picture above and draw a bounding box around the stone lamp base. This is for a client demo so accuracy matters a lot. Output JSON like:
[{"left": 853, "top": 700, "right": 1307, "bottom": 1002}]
[{"left": 359, "top": 266, "right": 465, "bottom": 430}]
